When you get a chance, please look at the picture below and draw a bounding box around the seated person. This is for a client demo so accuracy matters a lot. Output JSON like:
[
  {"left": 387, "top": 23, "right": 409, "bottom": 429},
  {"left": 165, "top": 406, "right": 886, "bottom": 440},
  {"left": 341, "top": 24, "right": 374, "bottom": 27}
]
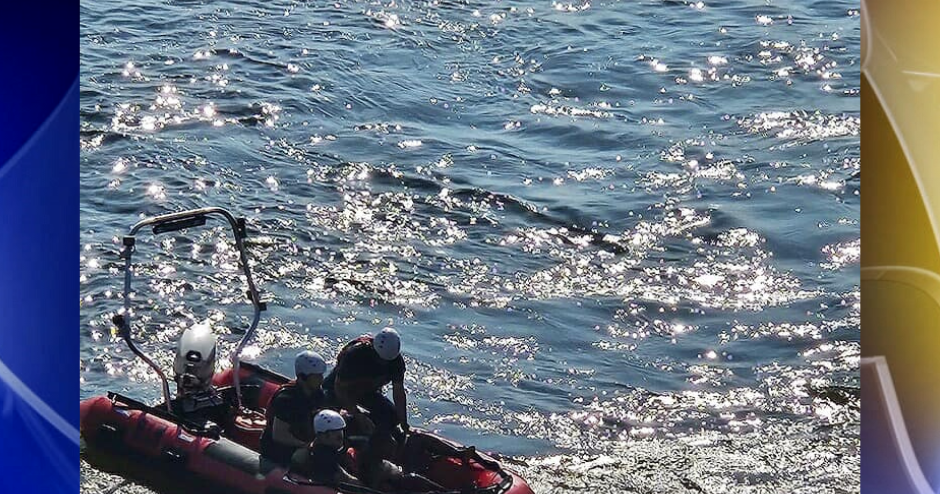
[
  {"left": 293, "top": 411, "right": 445, "bottom": 492},
  {"left": 259, "top": 351, "right": 329, "bottom": 464},
  {"left": 290, "top": 410, "right": 362, "bottom": 486},
  {"left": 354, "top": 432, "right": 446, "bottom": 492},
  {"left": 169, "top": 322, "right": 232, "bottom": 427},
  {"left": 397, "top": 431, "right": 477, "bottom": 471}
]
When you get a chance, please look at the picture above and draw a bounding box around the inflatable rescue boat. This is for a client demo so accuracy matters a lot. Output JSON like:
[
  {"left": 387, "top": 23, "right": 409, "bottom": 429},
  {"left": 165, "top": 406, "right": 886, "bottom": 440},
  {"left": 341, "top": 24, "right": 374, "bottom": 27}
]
[{"left": 80, "top": 207, "right": 534, "bottom": 494}]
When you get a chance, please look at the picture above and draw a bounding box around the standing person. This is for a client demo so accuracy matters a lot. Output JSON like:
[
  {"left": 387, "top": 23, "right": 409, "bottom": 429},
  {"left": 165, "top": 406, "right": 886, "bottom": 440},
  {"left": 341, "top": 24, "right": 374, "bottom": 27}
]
[
  {"left": 322, "top": 328, "right": 408, "bottom": 442},
  {"left": 259, "top": 351, "right": 329, "bottom": 465}
]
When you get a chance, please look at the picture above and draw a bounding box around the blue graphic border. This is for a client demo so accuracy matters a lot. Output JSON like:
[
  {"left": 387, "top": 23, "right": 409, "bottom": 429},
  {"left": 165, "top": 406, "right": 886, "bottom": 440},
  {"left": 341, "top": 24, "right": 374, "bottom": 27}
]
[{"left": 0, "top": 4, "right": 79, "bottom": 493}]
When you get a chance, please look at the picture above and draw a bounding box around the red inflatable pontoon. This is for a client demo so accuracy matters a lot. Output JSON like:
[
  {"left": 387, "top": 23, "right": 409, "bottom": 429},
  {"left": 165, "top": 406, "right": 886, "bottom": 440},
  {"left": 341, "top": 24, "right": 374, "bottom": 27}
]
[{"left": 80, "top": 387, "right": 530, "bottom": 494}]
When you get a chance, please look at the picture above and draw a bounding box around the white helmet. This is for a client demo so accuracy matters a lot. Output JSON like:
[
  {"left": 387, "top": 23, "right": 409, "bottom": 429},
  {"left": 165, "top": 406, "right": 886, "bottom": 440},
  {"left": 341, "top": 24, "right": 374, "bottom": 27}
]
[
  {"left": 314, "top": 409, "right": 346, "bottom": 434},
  {"left": 173, "top": 322, "right": 218, "bottom": 393},
  {"left": 295, "top": 350, "right": 327, "bottom": 378},
  {"left": 373, "top": 327, "right": 401, "bottom": 361}
]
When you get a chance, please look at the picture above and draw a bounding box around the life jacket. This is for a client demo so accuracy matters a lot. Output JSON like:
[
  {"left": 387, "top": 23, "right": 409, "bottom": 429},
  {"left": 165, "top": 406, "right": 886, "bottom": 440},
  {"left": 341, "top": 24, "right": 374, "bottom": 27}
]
[
  {"left": 263, "top": 380, "right": 298, "bottom": 425},
  {"left": 336, "top": 335, "right": 374, "bottom": 365}
]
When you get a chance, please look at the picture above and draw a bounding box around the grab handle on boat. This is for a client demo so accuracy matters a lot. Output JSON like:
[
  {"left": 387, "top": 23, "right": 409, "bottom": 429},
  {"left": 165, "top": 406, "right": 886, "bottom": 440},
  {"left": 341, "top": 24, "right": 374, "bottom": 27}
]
[
  {"left": 119, "top": 207, "right": 266, "bottom": 412},
  {"left": 151, "top": 215, "right": 207, "bottom": 234}
]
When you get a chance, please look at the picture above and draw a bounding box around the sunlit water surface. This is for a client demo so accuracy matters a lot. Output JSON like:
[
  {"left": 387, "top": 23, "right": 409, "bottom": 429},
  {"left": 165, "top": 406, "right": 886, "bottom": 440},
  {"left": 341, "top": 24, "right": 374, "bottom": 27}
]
[{"left": 80, "top": 0, "right": 859, "bottom": 492}]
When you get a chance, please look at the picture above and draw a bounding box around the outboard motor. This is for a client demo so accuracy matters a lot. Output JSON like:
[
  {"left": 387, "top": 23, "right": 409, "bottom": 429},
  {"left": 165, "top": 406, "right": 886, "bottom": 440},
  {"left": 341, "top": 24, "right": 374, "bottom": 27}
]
[
  {"left": 108, "top": 208, "right": 266, "bottom": 425},
  {"left": 172, "top": 322, "right": 225, "bottom": 416}
]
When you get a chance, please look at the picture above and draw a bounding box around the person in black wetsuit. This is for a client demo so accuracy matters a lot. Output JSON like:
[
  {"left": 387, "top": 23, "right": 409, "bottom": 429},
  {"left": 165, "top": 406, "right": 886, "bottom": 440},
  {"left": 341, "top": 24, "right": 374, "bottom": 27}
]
[
  {"left": 291, "top": 410, "right": 446, "bottom": 493},
  {"left": 322, "top": 327, "right": 473, "bottom": 489},
  {"left": 259, "top": 351, "right": 329, "bottom": 465},
  {"left": 323, "top": 328, "right": 408, "bottom": 443},
  {"left": 290, "top": 410, "right": 362, "bottom": 486},
  {"left": 353, "top": 435, "right": 447, "bottom": 492}
]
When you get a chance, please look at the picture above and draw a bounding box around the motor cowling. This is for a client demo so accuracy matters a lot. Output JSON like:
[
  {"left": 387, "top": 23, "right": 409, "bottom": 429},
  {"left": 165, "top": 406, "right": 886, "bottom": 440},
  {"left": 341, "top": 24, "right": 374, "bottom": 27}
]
[{"left": 173, "top": 322, "right": 218, "bottom": 396}]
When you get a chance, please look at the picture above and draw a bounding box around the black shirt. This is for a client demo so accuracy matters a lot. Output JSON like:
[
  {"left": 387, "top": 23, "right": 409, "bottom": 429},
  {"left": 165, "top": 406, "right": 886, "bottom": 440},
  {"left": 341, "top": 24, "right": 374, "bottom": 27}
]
[
  {"left": 291, "top": 443, "right": 344, "bottom": 483},
  {"left": 323, "top": 337, "right": 406, "bottom": 394},
  {"left": 259, "top": 381, "right": 326, "bottom": 464}
]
